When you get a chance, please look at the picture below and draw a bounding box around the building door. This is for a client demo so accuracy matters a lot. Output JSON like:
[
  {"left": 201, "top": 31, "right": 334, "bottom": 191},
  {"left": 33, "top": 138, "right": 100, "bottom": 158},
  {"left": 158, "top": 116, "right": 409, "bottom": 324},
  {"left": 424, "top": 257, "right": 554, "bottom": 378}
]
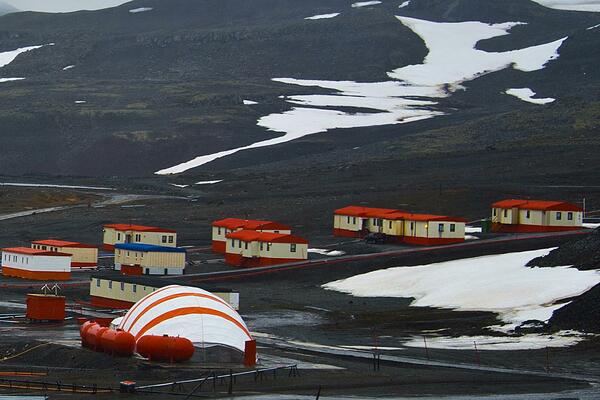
[{"left": 125, "top": 234, "right": 132, "bottom": 243}]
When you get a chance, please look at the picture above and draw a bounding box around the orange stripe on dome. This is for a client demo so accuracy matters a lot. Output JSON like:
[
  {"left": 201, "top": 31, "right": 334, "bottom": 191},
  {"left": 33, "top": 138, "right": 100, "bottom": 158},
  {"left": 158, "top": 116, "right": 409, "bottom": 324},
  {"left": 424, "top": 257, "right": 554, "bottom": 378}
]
[
  {"left": 124, "top": 292, "right": 236, "bottom": 333},
  {"left": 134, "top": 307, "right": 252, "bottom": 341},
  {"left": 119, "top": 285, "right": 177, "bottom": 330}
]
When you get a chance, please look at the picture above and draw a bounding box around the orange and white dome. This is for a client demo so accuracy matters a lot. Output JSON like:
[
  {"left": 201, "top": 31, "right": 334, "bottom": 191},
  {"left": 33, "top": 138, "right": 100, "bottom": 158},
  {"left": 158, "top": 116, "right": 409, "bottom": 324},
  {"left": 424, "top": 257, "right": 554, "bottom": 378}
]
[{"left": 118, "top": 285, "right": 252, "bottom": 352}]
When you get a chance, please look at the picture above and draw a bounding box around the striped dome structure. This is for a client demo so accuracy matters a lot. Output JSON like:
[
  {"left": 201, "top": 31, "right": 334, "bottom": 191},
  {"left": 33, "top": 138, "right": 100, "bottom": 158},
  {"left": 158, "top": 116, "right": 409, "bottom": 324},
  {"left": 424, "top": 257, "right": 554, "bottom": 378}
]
[{"left": 118, "top": 285, "right": 252, "bottom": 352}]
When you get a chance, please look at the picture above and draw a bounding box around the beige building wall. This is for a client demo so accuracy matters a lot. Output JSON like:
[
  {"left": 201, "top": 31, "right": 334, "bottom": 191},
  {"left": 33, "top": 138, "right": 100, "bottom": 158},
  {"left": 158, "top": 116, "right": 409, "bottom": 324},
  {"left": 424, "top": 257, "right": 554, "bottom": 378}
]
[
  {"left": 425, "top": 221, "right": 465, "bottom": 239},
  {"left": 104, "top": 228, "right": 177, "bottom": 247},
  {"left": 381, "top": 219, "right": 403, "bottom": 236},
  {"left": 260, "top": 242, "right": 307, "bottom": 260},
  {"left": 404, "top": 220, "right": 428, "bottom": 238},
  {"left": 493, "top": 207, "right": 520, "bottom": 224},
  {"left": 115, "top": 248, "right": 185, "bottom": 268},
  {"left": 546, "top": 210, "right": 582, "bottom": 227},
  {"left": 90, "top": 278, "right": 240, "bottom": 309},
  {"left": 63, "top": 247, "right": 98, "bottom": 264},
  {"left": 518, "top": 209, "right": 544, "bottom": 226},
  {"left": 333, "top": 214, "right": 362, "bottom": 232}
]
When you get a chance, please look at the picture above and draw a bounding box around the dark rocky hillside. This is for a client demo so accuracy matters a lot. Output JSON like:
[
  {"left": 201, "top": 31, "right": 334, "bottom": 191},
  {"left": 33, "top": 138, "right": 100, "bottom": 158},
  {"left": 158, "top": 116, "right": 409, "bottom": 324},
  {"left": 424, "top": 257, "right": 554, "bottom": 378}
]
[
  {"left": 0, "top": 0, "right": 598, "bottom": 177},
  {"left": 528, "top": 229, "right": 600, "bottom": 270}
]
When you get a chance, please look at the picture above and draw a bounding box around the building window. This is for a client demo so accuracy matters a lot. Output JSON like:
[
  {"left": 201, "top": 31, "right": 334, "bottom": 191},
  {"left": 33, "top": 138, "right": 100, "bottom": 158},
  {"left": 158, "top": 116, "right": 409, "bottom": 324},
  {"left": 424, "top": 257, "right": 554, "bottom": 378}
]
[
  {"left": 410, "top": 222, "right": 414, "bottom": 231},
  {"left": 133, "top": 284, "right": 137, "bottom": 293},
  {"left": 267, "top": 243, "right": 272, "bottom": 251},
  {"left": 231, "top": 239, "right": 235, "bottom": 247},
  {"left": 503, "top": 209, "right": 507, "bottom": 218},
  {"left": 120, "top": 282, "right": 125, "bottom": 291},
  {"left": 162, "top": 235, "right": 167, "bottom": 243},
  {"left": 135, "top": 234, "right": 141, "bottom": 242},
  {"left": 347, "top": 216, "right": 350, "bottom": 223},
  {"left": 245, "top": 242, "right": 248, "bottom": 250},
  {"left": 389, "top": 221, "right": 392, "bottom": 229},
  {"left": 218, "top": 227, "right": 222, "bottom": 235},
  {"left": 450, "top": 224, "right": 456, "bottom": 232},
  {"left": 568, "top": 212, "right": 573, "bottom": 221},
  {"left": 556, "top": 212, "right": 562, "bottom": 220},
  {"left": 438, "top": 224, "right": 444, "bottom": 232},
  {"left": 493, "top": 209, "right": 497, "bottom": 216},
  {"left": 290, "top": 243, "right": 297, "bottom": 252},
  {"left": 168, "top": 236, "right": 174, "bottom": 243},
  {"left": 526, "top": 210, "right": 530, "bottom": 219},
  {"left": 108, "top": 281, "right": 112, "bottom": 289},
  {"left": 117, "top": 233, "right": 121, "bottom": 240},
  {"left": 353, "top": 217, "right": 356, "bottom": 224},
  {"left": 96, "top": 279, "right": 101, "bottom": 287},
  {"left": 239, "top": 240, "right": 242, "bottom": 248},
  {"left": 260, "top": 242, "right": 264, "bottom": 251}
]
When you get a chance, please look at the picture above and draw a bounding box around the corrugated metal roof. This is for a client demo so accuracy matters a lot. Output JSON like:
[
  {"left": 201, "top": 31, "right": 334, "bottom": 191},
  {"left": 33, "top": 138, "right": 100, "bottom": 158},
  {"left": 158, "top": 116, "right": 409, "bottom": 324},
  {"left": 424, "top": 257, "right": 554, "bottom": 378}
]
[
  {"left": 32, "top": 239, "right": 97, "bottom": 248},
  {"left": 492, "top": 199, "right": 582, "bottom": 212},
  {"left": 2, "top": 247, "right": 71, "bottom": 257},
  {"left": 104, "top": 224, "right": 176, "bottom": 233},
  {"left": 212, "top": 218, "right": 291, "bottom": 231},
  {"left": 226, "top": 230, "right": 308, "bottom": 244}
]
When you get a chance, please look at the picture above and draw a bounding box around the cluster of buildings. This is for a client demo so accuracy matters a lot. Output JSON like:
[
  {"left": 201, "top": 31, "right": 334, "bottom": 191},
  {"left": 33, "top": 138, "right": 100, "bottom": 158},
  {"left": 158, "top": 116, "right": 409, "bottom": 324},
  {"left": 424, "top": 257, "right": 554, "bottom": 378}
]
[{"left": 0, "top": 198, "right": 585, "bottom": 282}]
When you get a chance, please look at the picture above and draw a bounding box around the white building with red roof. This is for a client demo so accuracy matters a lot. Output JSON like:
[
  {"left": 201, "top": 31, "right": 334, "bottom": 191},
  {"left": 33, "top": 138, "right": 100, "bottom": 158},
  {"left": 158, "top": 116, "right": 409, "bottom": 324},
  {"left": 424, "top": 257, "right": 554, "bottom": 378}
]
[
  {"left": 224, "top": 230, "right": 308, "bottom": 267},
  {"left": 102, "top": 224, "right": 177, "bottom": 251},
  {"left": 491, "top": 199, "right": 583, "bottom": 233},
  {"left": 211, "top": 218, "right": 291, "bottom": 253},
  {"left": 31, "top": 240, "right": 98, "bottom": 270},
  {"left": 1, "top": 247, "right": 71, "bottom": 280},
  {"left": 333, "top": 206, "right": 466, "bottom": 245}
]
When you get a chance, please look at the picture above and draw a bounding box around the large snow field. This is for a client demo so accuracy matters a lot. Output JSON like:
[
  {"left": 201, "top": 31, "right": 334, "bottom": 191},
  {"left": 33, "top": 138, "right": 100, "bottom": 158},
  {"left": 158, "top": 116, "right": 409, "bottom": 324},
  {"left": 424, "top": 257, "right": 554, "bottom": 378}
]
[
  {"left": 531, "top": 0, "right": 600, "bottom": 12},
  {"left": 0, "top": 45, "right": 48, "bottom": 69},
  {"left": 505, "top": 88, "right": 555, "bottom": 104},
  {"left": 323, "top": 249, "right": 600, "bottom": 331},
  {"left": 156, "top": 16, "right": 567, "bottom": 174},
  {"left": 0, "top": 182, "right": 114, "bottom": 190}
]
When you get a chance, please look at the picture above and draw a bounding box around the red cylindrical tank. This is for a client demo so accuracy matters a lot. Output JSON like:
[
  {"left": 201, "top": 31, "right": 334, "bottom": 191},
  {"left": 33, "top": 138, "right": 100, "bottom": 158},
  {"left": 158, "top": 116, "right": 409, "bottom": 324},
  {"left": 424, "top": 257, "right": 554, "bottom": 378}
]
[
  {"left": 136, "top": 335, "right": 195, "bottom": 363},
  {"left": 99, "top": 329, "right": 135, "bottom": 357},
  {"left": 80, "top": 321, "right": 96, "bottom": 348},
  {"left": 85, "top": 324, "right": 109, "bottom": 352}
]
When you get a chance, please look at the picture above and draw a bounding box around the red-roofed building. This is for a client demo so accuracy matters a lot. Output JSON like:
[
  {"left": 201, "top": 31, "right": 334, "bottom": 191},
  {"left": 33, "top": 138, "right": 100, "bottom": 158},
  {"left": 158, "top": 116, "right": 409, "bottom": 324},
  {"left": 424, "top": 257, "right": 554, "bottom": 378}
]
[
  {"left": 491, "top": 199, "right": 583, "bottom": 233},
  {"left": 224, "top": 230, "right": 308, "bottom": 267},
  {"left": 102, "top": 224, "right": 177, "bottom": 251},
  {"left": 1, "top": 247, "right": 71, "bottom": 280},
  {"left": 212, "top": 218, "right": 291, "bottom": 253},
  {"left": 334, "top": 206, "right": 466, "bottom": 245},
  {"left": 32, "top": 240, "right": 98, "bottom": 270}
]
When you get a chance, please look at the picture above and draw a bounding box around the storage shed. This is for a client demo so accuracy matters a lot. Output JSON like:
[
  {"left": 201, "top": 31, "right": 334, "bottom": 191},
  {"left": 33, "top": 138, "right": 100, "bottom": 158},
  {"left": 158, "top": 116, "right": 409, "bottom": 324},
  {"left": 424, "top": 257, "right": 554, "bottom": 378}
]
[
  {"left": 212, "top": 218, "right": 291, "bottom": 253},
  {"left": 114, "top": 243, "right": 186, "bottom": 276},
  {"left": 89, "top": 272, "right": 239, "bottom": 310},
  {"left": 31, "top": 239, "right": 98, "bottom": 270},
  {"left": 1, "top": 247, "right": 71, "bottom": 280},
  {"left": 103, "top": 224, "right": 177, "bottom": 251},
  {"left": 225, "top": 230, "right": 308, "bottom": 267},
  {"left": 491, "top": 199, "right": 583, "bottom": 232}
]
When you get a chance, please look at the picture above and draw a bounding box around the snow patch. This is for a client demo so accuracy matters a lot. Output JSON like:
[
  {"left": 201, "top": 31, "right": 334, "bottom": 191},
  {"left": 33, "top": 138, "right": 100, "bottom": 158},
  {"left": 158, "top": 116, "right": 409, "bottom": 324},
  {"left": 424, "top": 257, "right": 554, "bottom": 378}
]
[
  {"left": 308, "top": 248, "right": 346, "bottom": 256},
  {"left": 62, "top": 65, "right": 75, "bottom": 70},
  {"left": 531, "top": 0, "right": 600, "bottom": 12},
  {"left": 0, "top": 78, "right": 24, "bottom": 83},
  {"left": 74, "top": 100, "right": 86, "bottom": 104},
  {"left": 403, "top": 331, "right": 586, "bottom": 350},
  {"left": 195, "top": 180, "right": 222, "bottom": 185},
  {"left": 243, "top": 99, "right": 259, "bottom": 105},
  {"left": 0, "top": 182, "right": 114, "bottom": 190},
  {"left": 324, "top": 249, "right": 600, "bottom": 331},
  {"left": 505, "top": 88, "right": 555, "bottom": 104},
  {"left": 305, "top": 13, "right": 340, "bottom": 20},
  {"left": 352, "top": 1, "right": 382, "bottom": 7},
  {"left": 399, "top": 1, "right": 410, "bottom": 8},
  {"left": 588, "top": 23, "right": 600, "bottom": 30},
  {"left": 156, "top": 17, "right": 567, "bottom": 174},
  {"left": 583, "top": 223, "right": 600, "bottom": 229},
  {"left": 465, "top": 226, "right": 482, "bottom": 233},
  {"left": 169, "top": 183, "right": 189, "bottom": 188},
  {"left": 129, "top": 7, "right": 153, "bottom": 13},
  {"left": 465, "top": 235, "right": 480, "bottom": 240},
  {"left": 0, "top": 44, "right": 50, "bottom": 69}
]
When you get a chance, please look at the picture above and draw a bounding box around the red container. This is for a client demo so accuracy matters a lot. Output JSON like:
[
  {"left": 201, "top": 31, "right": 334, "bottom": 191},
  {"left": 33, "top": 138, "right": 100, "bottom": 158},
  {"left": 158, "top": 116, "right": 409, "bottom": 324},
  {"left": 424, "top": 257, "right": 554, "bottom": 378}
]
[
  {"left": 244, "top": 340, "right": 257, "bottom": 367},
  {"left": 136, "top": 335, "right": 195, "bottom": 363},
  {"left": 26, "top": 294, "right": 65, "bottom": 321},
  {"left": 99, "top": 329, "right": 135, "bottom": 357}
]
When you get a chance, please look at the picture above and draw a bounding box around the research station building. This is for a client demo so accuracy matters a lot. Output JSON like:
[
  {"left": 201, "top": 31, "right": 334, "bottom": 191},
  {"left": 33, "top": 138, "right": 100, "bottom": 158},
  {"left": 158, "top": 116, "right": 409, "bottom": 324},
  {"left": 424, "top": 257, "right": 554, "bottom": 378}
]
[
  {"left": 102, "top": 223, "right": 177, "bottom": 251},
  {"left": 491, "top": 199, "right": 583, "bottom": 233},
  {"left": 1, "top": 247, "right": 71, "bottom": 280},
  {"left": 333, "top": 205, "right": 466, "bottom": 245},
  {"left": 225, "top": 230, "right": 308, "bottom": 267},
  {"left": 114, "top": 243, "right": 186, "bottom": 276},
  {"left": 90, "top": 272, "right": 239, "bottom": 310},
  {"left": 31, "top": 240, "right": 98, "bottom": 270},
  {"left": 212, "top": 218, "right": 291, "bottom": 253}
]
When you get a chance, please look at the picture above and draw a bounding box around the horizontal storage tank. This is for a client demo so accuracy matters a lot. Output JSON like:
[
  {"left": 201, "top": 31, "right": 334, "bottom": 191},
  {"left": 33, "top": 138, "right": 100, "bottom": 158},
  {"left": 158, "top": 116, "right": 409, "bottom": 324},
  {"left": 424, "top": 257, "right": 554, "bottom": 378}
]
[
  {"left": 100, "top": 329, "right": 135, "bottom": 357},
  {"left": 136, "top": 335, "right": 195, "bottom": 363},
  {"left": 80, "top": 321, "right": 134, "bottom": 357}
]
